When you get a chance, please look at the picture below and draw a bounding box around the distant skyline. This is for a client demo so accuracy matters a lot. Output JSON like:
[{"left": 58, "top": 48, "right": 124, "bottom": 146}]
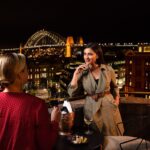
[{"left": 0, "top": 0, "right": 150, "bottom": 48}]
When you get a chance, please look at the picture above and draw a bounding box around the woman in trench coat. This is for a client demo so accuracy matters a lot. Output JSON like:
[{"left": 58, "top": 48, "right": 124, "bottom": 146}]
[{"left": 68, "top": 43, "right": 124, "bottom": 136}]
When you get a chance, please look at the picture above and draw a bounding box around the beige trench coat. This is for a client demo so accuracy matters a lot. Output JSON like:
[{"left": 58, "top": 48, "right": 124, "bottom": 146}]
[{"left": 68, "top": 64, "right": 124, "bottom": 136}]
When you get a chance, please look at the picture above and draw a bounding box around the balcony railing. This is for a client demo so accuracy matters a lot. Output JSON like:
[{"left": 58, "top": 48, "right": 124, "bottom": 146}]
[{"left": 120, "top": 91, "right": 150, "bottom": 99}]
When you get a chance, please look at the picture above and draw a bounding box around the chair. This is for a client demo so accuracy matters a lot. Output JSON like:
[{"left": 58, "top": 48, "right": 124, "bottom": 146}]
[{"left": 117, "top": 115, "right": 150, "bottom": 150}]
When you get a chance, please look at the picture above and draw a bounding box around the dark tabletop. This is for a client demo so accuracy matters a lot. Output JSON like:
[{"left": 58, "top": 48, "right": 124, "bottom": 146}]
[{"left": 53, "top": 106, "right": 104, "bottom": 150}]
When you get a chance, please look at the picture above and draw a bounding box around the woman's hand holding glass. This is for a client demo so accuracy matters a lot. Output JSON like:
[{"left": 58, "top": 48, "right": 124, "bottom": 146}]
[{"left": 51, "top": 106, "right": 61, "bottom": 123}]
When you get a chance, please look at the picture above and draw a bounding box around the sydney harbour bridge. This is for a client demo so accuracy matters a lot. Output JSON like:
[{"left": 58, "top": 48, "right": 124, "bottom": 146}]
[
  {"left": 0, "top": 29, "right": 85, "bottom": 58},
  {"left": 0, "top": 29, "right": 138, "bottom": 57}
]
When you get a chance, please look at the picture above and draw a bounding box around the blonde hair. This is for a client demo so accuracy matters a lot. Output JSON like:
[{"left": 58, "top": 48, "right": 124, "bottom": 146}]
[{"left": 0, "top": 53, "right": 26, "bottom": 86}]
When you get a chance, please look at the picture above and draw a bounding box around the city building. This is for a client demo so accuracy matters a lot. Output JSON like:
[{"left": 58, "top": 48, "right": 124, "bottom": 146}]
[{"left": 125, "top": 49, "right": 150, "bottom": 98}]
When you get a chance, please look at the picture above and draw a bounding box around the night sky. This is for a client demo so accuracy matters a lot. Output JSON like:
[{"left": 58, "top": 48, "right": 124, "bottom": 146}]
[{"left": 0, "top": 0, "right": 150, "bottom": 48}]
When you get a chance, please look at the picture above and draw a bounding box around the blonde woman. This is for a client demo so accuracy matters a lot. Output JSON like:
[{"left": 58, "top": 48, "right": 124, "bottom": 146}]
[{"left": 0, "top": 53, "right": 60, "bottom": 150}]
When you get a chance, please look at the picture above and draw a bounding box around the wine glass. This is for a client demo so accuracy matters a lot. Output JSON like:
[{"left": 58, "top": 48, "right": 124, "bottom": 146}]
[{"left": 84, "top": 108, "right": 93, "bottom": 135}]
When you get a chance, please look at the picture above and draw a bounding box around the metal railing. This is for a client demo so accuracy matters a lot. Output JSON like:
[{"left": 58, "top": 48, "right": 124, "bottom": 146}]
[{"left": 120, "top": 91, "right": 150, "bottom": 98}]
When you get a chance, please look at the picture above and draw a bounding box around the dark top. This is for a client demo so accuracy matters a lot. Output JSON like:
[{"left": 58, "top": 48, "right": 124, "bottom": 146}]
[{"left": 95, "top": 79, "right": 99, "bottom": 85}]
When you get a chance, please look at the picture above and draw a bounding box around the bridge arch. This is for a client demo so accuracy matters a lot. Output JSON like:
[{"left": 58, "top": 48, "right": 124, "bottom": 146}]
[{"left": 24, "top": 29, "right": 66, "bottom": 47}]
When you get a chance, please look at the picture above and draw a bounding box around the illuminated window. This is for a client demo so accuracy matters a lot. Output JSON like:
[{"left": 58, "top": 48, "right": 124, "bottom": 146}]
[
  {"left": 41, "top": 73, "right": 47, "bottom": 78},
  {"left": 145, "top": 82, "right": 148, "bottom": 89},
  {"left": 129, "top": 60, "right": 132, "bottom": 64},
  {"left": 146, "top": 72, "right": 148, "bottom": 77},
  {"left": 145, "top": 61, "right": 149, "bottom": 66},
  {"left": 144, "top": 46, "right": 150, "bottom": 52},
  {"left": 138, "top": 46, "right": 142, "bottom": 52},
  {"left": 35, "top": 74, "right": 39, "bottom": 79},
  {"left": 43, "top": 68, "right": 46, "bottom": 71}
]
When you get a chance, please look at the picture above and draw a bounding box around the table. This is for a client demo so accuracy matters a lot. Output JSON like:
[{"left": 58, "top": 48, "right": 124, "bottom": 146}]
[
  {"left": 53, "top": 130, "right": 103, "bottom": 150},
  {"left": 51, "top": 103, "right": 103, "bottom": 150}
]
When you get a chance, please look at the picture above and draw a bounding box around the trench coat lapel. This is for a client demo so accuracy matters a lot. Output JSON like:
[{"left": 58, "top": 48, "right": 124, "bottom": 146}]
[
  {"left": 96, "top": 64, "right": 107, "bottom": 93},
  {"left": 89, "top": 72, "right": 97, "bottom": 91}
]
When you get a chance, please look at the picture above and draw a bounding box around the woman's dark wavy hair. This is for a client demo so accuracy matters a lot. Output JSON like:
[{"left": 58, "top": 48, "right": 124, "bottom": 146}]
[{"left": 84, "top": 42, "right": 105, "bottom": 65}]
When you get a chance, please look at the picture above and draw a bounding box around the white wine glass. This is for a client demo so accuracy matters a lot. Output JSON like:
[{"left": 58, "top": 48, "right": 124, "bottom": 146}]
[{"left": 84, "top": 108, "right": 93, "bottom": 135}]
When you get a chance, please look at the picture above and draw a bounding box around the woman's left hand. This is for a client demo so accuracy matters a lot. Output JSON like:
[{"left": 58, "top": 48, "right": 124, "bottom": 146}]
[{"left": 114, "top": 96, "right": 120, "bottom": 106}]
